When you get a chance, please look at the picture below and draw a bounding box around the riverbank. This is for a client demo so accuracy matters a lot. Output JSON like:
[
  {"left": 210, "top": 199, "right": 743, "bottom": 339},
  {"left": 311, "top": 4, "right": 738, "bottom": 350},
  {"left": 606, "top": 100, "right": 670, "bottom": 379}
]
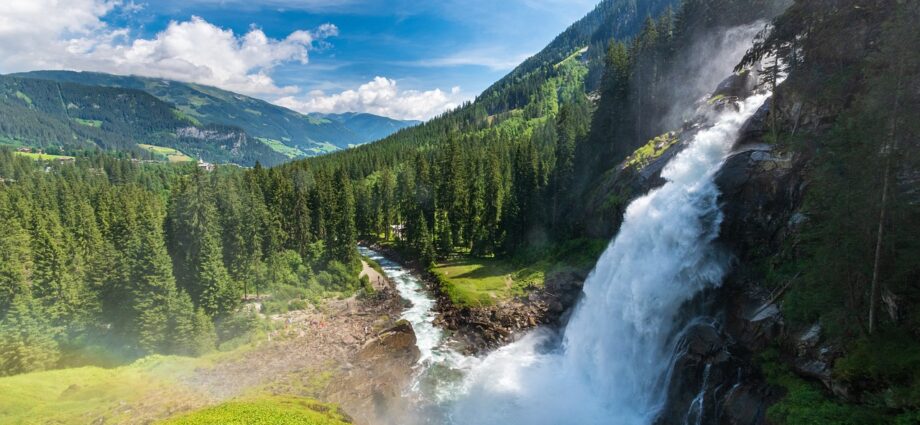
[
  {"left": 365, "top": 241, "right": 596, "bottom": 354},
  {"left": 0, "top": 285, "right": 417, "bottom": 425}
]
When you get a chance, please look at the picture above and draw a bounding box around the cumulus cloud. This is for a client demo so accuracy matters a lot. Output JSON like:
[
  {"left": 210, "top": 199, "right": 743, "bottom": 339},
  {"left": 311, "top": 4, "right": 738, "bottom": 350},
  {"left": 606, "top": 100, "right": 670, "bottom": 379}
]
[
  {"left": 0, "top": 0, "right": 337, "bottom": 96},
  {"left": 275, "top": 77, "right": 465, "bottom": 121}
]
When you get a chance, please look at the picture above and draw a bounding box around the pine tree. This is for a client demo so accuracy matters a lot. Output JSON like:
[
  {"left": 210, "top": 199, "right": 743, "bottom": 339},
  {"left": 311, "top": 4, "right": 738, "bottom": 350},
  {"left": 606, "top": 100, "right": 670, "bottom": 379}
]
[
  {"left": 197, "top": 231, "right": 238, "bottom": 317},
  {"left": 132, "top": 207, "right": 180, "bottom": 353},
  {"left": 169, "top": 291, "right": 216, "bottom": 356},
  {"left": 0, "top": 212, "right": 32, "bottom": 312},
  {"left": 0, "top": 296, "right": 60, "bottom": 376},
  {"left": 328, "top": 169, "right": 358, "bottom": 265}
]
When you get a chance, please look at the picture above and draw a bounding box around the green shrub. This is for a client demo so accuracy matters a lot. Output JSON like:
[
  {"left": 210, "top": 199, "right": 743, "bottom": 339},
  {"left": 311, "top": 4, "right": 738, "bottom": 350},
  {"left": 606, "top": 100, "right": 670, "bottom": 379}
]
[{"left": 759, "top": 348, "right": 893, "bottom": 425}]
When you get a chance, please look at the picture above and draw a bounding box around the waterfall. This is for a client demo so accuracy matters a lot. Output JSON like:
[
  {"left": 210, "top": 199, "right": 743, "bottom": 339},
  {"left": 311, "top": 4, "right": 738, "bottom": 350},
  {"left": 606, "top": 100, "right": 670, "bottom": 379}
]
[{"left": 446, "top": 89, "right": 773, "bottom": 425}]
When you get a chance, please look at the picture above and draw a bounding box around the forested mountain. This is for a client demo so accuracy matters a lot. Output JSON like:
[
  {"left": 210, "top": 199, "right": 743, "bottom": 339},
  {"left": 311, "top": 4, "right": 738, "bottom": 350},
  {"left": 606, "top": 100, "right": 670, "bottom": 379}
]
[
  {"left": 276, "top": 0, "right": 790, "bottom": 261},
  {"left": 0, "top": 75, "right": 289, "bottom": 166},
  {"left": 2, "top": 71, "right": 418, "bottom": 165},
  {"left": 2, "top": 0, "right": 918, "bottom": 423},
  {"left": 318, "top": 112, "right": 421, "bottom": 145}
]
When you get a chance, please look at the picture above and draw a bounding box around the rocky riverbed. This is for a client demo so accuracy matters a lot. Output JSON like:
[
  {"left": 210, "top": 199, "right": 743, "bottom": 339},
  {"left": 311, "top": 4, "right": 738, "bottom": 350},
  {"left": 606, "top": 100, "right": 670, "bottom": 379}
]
[{"left": 179, "top": 285, "right": 419, "bottom": 425}]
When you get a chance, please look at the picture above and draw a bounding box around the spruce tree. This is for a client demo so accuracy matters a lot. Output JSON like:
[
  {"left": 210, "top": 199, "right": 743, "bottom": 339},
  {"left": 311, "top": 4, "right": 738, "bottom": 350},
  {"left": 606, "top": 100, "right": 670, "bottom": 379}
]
[{"left": 0, "top": 296, "right": 60, "bottom": 376}]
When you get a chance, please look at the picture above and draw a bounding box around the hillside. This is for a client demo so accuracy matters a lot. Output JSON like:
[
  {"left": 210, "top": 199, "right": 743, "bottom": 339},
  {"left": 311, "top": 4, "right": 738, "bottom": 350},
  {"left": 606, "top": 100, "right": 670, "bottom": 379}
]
[
  {"left": 4, "top": 71, "right": 418, "bottom": 164},
  {"left": 318, "top": 112, "right": 421, "bottom": 145},
  {"left": 0, "top": 75, "right": 288, "bottom": 166}
]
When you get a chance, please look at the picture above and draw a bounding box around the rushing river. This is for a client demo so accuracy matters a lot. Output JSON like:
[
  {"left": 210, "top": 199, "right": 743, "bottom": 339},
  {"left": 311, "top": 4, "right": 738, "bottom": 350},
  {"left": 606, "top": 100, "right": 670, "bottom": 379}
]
[{"left": 357, "top": 246, "right": 468, "bottom": 404}]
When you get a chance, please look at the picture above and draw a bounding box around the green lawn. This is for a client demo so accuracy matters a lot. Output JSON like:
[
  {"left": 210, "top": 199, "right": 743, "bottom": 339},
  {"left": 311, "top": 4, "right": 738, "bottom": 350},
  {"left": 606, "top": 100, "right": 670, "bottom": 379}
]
[
  {"left": 138, "top": 144, "right": 194, "bottom": 162},
  {"left": 257, "top": 137, "right": 307, "bottom": 158},
  {"left": 157, "top": 396, "right": 351, "bottom": 425},
  {"left": 13, "top": 151, "right": 75, "bottom": 161},
  {"left": 432, "top": 258, "right": 547, "bottom": 307},
  {"left": 431, "top": 239, "right": 606, "bottom": 308}
]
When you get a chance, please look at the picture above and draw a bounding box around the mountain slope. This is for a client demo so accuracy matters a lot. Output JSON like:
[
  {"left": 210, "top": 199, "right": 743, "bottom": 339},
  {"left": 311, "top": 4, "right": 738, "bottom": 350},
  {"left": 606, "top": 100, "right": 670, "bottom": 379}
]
[
  {"left": 0, "top": 75, "right": 288, "bottom": 166},
  {"left": 10, "top": 71, "right": 417, "bottom": 154},
  {"left": 298, "top": 0, "right": 684, "bottom": 174},
  {"left": 317, "top": 113, "right": 420, "bottom": 145}
]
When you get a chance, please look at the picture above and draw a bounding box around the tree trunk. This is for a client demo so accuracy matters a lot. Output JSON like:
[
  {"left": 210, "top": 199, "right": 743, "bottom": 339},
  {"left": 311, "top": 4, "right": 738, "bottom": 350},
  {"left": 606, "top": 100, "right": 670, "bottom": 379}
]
[
  {"left": 771, "top": 57, "right": 779, "bottom": 141},
  {"left": 869, "top": 60, "right": 904, "bottom": 335}
]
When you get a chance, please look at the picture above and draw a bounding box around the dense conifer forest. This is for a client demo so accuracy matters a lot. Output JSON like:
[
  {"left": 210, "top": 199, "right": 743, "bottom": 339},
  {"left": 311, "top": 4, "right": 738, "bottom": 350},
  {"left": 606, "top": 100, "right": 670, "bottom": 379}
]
[{"left": 1, "top": 0, "right": 918, "bottom": 423}]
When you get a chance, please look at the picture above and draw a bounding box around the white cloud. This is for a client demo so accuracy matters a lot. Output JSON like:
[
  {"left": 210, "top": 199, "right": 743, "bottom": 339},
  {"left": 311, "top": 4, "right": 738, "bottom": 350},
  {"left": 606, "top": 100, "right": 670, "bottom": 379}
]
[
  {"left": 413, "top": 49, "right": 532, "bottom": 71},
  {"left": 0, "top": 0, "right": 337, "bottom": 97},
  {"left": 275, "top": 77, "right": 465, "bottom": 121}
]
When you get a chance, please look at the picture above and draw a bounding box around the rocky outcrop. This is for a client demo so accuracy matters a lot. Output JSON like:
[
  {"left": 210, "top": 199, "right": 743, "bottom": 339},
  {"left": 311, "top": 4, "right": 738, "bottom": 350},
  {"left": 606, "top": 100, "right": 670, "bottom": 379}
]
[
  {"left": 434, "top": 269, "right": 588, "bottom": 353},
  {"left": 325, "top": 320, "right": 420, "bottom": 425},
  {"left": 656, "top": 319, "right": 781, "bottom": 425}
]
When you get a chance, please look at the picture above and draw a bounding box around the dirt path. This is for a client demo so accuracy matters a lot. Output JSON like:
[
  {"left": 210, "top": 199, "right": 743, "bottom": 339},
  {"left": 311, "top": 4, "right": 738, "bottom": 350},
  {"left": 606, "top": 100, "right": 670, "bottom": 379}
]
[{"left": 360, "top": 260, "right": 389, "bottom": 291}]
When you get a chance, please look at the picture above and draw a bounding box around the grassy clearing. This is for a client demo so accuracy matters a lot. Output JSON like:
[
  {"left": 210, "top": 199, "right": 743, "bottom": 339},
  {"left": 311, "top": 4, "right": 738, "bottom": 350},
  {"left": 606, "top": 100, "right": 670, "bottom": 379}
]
[
  {"left": 305, "top": 142, "right": 339, "bottom": 155},
  {"left": 73, "top": 118, "right": 103, "bottom": 128},
  {"left": 432, "top": 258, "right": 548, "bottom": 307},
  {"left": 13, "top": 151, "right": 75, "bottom": 161},
  {"left": 0, "top": 355, "right": 213, "bottom": 424},
  {"left": 138, "top": 144, "right": 194, "bottom": 162},
  {"left": 157, "top": 396, "right": 351, "bottom": 425},
  {"left": 14, "top": 91, "right": 33, "bottom": 105},
  {"left": 431, "top": 238, "right": 607, "bottom": 308},
  {"left": 0, "top": 342, "right": 278, "bottom": 425},
  {"left": 257, "top": 138, "right": 307, "bottom": 158},
  {"left": 172, "top": 109, "right": 202, "bottom": 126}
]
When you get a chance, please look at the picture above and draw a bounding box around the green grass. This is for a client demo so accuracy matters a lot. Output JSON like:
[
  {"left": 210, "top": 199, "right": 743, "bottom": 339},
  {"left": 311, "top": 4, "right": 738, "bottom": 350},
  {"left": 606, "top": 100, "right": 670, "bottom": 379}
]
[
  {"left": 430, "top": 238, "right": 606, "bottom": 308},
  {"left": 305, "top": 142, "right": 339, "bottom": 155},
  {"left": 14, "top": 91, "right": 32, "bottom": 106},
  {"left": 0, "top": 342, "right": 280, "bottom": 425},
  {"left": 0, "top": 355, "right": 213, "bottom": 424},
  {"left": 157, "top": 396, "right": 351, "bottom": 425},
  {"left": 553, "top": 46, "right": 588, "bottom": 70},
  {"left": 13, "top": 151, "right": 75, "bottom": 161},
  {"left": 73, "top": 118, "right": 103, "bottom": 128},
  {"left": 138, "top": 144, "right": 194, "bottom": 162},
  {"left": 172, "top": 109, "right": 203, "bottom": 126},
  {"left": 625, "top": 132, "right": 679, "bottom": 169},
  {"left": 305, "top": 116, "right": 332, "bottom": 125},
  {"left": 432, "top": 258, "right": 548, "bottom": 307},
  {"left": 257, "top": 138, "right": 307, "bottom": 158}
]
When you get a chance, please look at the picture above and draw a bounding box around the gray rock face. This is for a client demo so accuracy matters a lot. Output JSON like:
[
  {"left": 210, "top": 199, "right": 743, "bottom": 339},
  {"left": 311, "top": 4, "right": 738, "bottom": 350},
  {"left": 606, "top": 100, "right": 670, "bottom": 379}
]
[
  {"left": 655, "top": 320, "right": 777, "bottom": 425},
  {"left": 655, "top": 92, "right": 809, "bottom": 425}
]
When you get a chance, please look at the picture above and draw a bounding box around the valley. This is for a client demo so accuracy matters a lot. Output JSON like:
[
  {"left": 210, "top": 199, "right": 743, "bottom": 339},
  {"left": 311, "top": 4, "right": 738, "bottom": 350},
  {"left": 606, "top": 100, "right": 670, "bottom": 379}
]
[{"left": 1, "top": 0, "right": 919, "bottom": 424}]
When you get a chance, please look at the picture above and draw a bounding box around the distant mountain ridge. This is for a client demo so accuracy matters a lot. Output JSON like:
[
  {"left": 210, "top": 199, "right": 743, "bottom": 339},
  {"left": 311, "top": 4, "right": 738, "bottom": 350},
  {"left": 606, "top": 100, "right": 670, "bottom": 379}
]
[
  {"left": 2, "top": 70, "right": 418, "bottom": 165},
  {"left": 315, "top": 112, "right": 421, "bottom": 146}
]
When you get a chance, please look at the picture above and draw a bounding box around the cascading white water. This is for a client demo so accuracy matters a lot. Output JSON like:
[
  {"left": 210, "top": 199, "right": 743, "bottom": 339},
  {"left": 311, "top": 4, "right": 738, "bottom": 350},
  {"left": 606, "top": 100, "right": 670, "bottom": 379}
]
[{"left": 446, "top": 90, "right": 773, "bottom": 425}]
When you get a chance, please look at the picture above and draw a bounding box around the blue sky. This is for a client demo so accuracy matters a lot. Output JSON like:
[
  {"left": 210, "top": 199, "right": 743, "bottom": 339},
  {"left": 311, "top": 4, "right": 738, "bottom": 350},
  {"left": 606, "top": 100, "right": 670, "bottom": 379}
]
[{"left": 0, "top": 0, "right": 599, "bottom": 120}]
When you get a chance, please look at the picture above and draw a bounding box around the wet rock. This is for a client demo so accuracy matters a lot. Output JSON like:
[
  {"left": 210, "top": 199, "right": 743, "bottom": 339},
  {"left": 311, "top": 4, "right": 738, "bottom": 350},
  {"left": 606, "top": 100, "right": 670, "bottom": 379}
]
[
  {"left": 714, "top": 71, "right": 758, "bottom": 100},
  {"left": 656, "top": 322, "right": 763, "bottom": 425},
  {"left": 721, "top": 382, "right": 776, "bottom": 425},
  {"left": 328, "top": 320, "right": 421, "bottom": 425}
]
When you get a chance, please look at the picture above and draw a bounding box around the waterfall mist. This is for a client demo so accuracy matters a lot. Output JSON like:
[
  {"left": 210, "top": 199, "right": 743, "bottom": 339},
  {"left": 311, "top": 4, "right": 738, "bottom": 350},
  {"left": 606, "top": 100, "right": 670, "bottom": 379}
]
[{"left": 444, "top": 89, "right": 773, "bottom": 425}]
